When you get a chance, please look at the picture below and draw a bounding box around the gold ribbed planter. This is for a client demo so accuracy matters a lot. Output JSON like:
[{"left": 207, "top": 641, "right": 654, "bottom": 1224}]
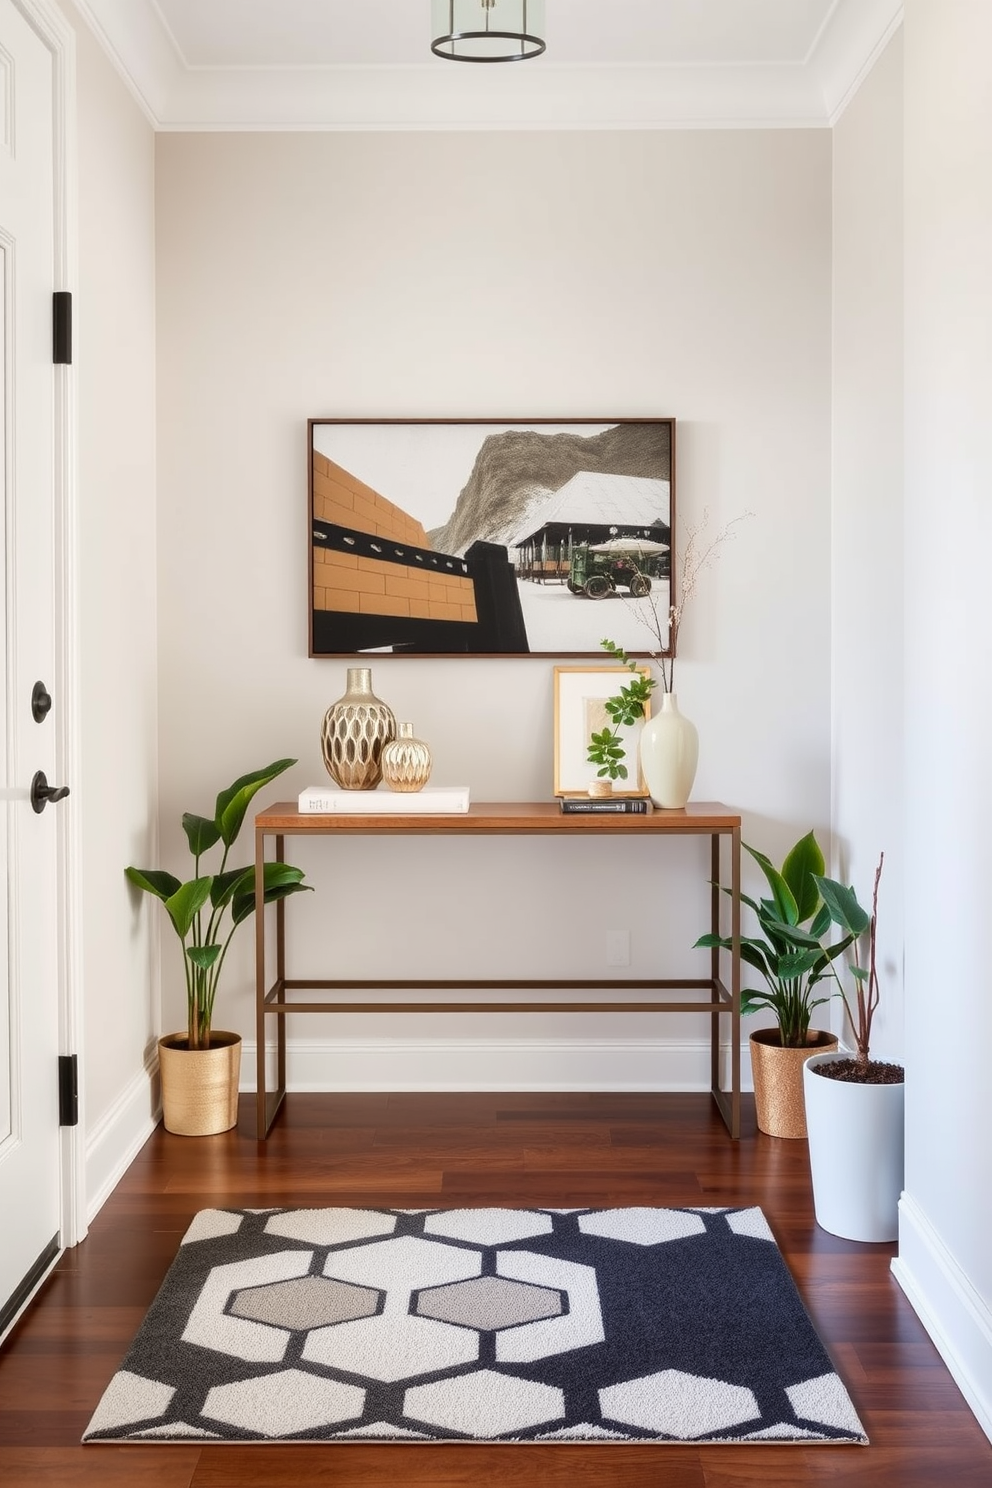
[
  {"left": 158, "top": 1031, "right": 242, "bottom": 1136},
  {"left": 749, "top": 1028, "right": 838, "bottom": 1139}
]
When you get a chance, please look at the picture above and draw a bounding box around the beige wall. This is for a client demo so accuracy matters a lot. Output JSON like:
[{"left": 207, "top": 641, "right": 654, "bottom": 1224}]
[
  {"left": 830, "top": 30, "right": 905, "bottom": 1059},
  {"left": 57, "top": 1, "right": 160, "bottom": 1202},
  {"left": 155, "top": 127, "right": 832, "bottom": 1089}
]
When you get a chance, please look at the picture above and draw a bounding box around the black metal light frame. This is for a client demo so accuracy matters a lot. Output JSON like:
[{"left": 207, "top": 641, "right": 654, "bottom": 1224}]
[{"left": 431, "top": 0, "right": 546, "bottom": 64}]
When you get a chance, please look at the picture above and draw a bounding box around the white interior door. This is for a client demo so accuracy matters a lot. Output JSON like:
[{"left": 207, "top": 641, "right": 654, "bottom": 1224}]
[{"left": 0, "top": 0, "right": 68, "bottom": 1338}]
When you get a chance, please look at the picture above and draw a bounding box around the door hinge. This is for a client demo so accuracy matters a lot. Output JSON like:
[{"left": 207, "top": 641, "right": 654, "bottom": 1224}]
[
  {"left": 58, "top": 1054, "right": 78, "bottom": 1127},
  {"left": 53, "top": 291, "right": 72, "bottom": 365}
]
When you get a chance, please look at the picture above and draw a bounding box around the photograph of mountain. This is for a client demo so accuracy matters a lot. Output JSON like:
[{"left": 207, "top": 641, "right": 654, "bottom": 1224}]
[{"left": 309, "top": 418, "right": 674, "bottom": 657}]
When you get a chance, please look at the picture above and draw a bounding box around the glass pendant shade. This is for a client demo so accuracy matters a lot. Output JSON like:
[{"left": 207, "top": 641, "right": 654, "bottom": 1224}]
[{"left": 431, "top": 0, "right": 546, "bottom": 63}]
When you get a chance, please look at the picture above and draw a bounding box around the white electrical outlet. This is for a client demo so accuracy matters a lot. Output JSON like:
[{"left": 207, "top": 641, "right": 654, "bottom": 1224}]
[{"left": 606, "top": 929, "right": 631, "bottom": 967}]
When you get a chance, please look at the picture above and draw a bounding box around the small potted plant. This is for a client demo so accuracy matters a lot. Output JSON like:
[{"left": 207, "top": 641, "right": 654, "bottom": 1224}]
[
  {"left": 585, "top": 641, "right": 655, "bottom": 793},
  {"left": 803, "top": 854, "right": 905, "bottom": 1240},
  {"left": 696, "top": 829, "right": 854, "bottom": 1137},
  {"left": 126, "top": 758, "right": 312, "bottom": 1135}
]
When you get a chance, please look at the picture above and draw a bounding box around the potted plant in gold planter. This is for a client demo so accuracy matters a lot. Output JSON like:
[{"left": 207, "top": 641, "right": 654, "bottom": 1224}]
[
  {"left": 696, "top": 830, "right": 854, "bottom": 1138},
  {"left": 803, "top": 855, "right": 905, "bottom": 1239},
  {"left": 126, "top": 758, "right": 312, "bottom": 1135}
]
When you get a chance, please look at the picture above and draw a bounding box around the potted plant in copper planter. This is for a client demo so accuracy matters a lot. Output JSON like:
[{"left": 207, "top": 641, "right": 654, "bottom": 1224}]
[
  {"left": 696, "top": 830, "right": 855, "bottom": 1138},
  {"left": 803, "top": 854, "right": 905, "bottom": 1239},
  {"left": 126, "top": 758, "right": 312, "bottom": 1135}
]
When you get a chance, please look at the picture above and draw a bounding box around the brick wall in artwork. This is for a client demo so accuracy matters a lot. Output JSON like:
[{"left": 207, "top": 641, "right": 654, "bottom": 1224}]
[{"left": 312, "top": 451, "right": 478, "bottom": 626}]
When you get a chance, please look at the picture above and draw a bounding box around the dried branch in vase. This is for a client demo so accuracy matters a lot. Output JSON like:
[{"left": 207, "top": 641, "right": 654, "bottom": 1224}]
[{"left": 623, "top": 508, "right": 753, "bottom": 692}]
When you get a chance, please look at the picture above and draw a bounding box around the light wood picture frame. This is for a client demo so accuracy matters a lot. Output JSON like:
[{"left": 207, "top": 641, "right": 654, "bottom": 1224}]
[{"left": 553, "top": 665, "right": 652, "bottom": 797}]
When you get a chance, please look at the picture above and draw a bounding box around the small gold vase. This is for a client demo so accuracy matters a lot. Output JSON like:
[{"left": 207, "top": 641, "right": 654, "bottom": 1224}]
[
  {"left": 382, "top": 721, "right": 433, "bottom": 792},
  {"left": 749, "top": 1028, "right": 838, "bottom": 1139},
  {"left": 320, "top": 667, "right": 396, "bottom": 790},
  {"left": 158, "top": 1031, "right": 241, "bottom": 1136}
]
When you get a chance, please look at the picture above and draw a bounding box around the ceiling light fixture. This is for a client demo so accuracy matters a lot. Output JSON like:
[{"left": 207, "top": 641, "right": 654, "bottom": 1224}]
[{"left": 431, "top": 0, "right": 546, "bottom": 64}]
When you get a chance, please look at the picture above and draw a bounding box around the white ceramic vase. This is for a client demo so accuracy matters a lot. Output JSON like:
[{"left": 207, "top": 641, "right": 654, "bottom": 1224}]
[
  {"left": 803, "top": 1052, "right": 905, "bottom": 1241},
  {"left": 639, "top": 693, "right": 699, "bottom": 809}
]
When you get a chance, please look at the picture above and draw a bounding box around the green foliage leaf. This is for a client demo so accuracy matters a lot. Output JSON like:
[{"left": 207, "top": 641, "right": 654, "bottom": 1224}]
[
  {"left": 125, "top": 866, "right": 181, "bottom": 902},
  {"left": 182, "top": 813, "right": 221, "bottom": 857},
  {"left": 781, "top": 830, "right": 825, "bottom": 921},
  {"left": 210, "top": 866, "right": 252, "bottom": 909},
  {"left": 812, "top": 875, "right": 871, "bottom": 935},
  {"left": 231, "top": 878, "right": 313, "bottom": 927},
  {"left": 741, "top": 989, "right": 774, "bottom": 1016},
  {"left": 744, "top": 844, "right": 800, "bottom": 926},
  {"left": 212, "top": 861, "right": 307, "bottom": 911},
  {"left": 778, "top": 949, "right": 825, "bottom": 979},
  {"left": 809, "top": 902, "right": 831, "bottom": 938},
  {"left": 163, "top": 877, "right": 212, "bottom": 940},
  {"left": 187, "top": 943, "right": 222, "bottom": 970},
  {"left": 215, "top": 758, "right": 296, "bottom": 849}
]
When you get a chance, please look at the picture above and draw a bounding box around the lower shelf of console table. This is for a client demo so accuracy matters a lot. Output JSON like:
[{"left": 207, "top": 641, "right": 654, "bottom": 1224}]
[{"left": 253, "top": 800, "right": 742, "bottom": 1140}]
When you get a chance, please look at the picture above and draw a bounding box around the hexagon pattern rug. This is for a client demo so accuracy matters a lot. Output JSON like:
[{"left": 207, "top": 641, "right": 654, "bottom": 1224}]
[{"left": 82, "top": 1205, "right": 867, "bottom": 1445}]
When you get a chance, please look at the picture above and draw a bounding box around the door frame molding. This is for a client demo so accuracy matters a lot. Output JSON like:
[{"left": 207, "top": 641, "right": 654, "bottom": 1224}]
[{"left": 13, "top": 0, "right": 84, "bottom": 1248}]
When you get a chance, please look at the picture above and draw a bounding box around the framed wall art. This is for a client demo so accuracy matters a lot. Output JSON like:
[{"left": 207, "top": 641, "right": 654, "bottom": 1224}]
[
  {"left": 309, "top": 418, "right": 675, "bottom": 657},
  {"left": 553, "top": 666, "right": 652, "bottom": 797}
]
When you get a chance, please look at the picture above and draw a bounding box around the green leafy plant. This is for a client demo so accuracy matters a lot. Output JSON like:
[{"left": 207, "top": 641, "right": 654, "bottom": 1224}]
[
  {"left": 813, "top": 854, "right": 882, "bottom": 1070},
  {"left": 126, "top": 759, "right": 312, "bottom": 1049},
  {"left": 695, "top": 830, "right": 857, "bottom": 1047},
  {"left": 587, "top": 641, "right": 656, "bottom": 782}
]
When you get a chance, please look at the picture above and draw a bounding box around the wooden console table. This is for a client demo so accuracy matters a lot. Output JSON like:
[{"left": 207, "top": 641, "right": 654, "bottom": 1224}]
[{"left": 253, "top": 801, "right": 742, "bottom": 1140}]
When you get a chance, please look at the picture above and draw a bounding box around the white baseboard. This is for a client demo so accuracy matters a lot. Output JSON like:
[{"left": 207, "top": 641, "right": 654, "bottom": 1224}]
[
  {"left": 892, "top": 1192, "right": 992, "bottom": 1446},
  {"left": 85, "top": 1060, "right": 160, "bottom": 1225},
  {"left": 242, "top": 1037, "right": 754, "bottom": 1093}
]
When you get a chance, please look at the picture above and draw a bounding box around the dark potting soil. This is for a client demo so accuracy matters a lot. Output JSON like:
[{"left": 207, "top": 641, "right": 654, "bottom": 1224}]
[{"left": 813, "top": 1058, "right": 905, "bottom": 1085}]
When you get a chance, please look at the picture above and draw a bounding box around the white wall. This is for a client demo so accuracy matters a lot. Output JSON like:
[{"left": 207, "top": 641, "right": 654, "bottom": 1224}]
[
  {"left": 893, "top": 0, "right": 992, "bottom": 1443},
  {"left": 154, "top": 127, "right": 833, "bottom": 1088},
  {"left": 57, "top": 1, "right": 160, "bottom": 1213},
  {"left": 830, "top": 31, "right": 904, "bottom": 1059}
]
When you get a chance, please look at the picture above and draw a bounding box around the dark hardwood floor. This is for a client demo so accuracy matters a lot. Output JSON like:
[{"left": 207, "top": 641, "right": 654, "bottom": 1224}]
[{"left": 1, "top": 1091, "right": 989, "bottom": 1486}]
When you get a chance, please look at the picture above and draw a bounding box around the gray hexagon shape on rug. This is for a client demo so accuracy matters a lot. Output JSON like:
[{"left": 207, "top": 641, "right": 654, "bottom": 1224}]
[
  {"left": 415, "top": 1276, "right": 563, "bottom": 1330},
  {"left": 230, "top": 1276, "right": 380, "bottom": 1330}
]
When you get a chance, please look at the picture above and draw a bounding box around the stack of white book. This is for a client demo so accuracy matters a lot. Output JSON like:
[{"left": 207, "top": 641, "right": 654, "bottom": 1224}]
[{"left": 298, "top": 785, "right": 471, "bottom": 815}]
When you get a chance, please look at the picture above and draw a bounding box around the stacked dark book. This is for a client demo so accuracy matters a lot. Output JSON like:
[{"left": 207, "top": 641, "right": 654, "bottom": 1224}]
[{"left": 559, "top": 795, "right": 651, "bottom": 814}]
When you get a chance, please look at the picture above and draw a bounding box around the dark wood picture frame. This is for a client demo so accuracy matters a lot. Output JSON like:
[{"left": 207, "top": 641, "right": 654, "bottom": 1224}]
[{"left": 309, "top": 417, "right": 675, "bottom": 658}]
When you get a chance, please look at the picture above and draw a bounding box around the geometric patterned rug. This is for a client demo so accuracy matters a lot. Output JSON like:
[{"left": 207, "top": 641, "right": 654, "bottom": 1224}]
[{"left": 83, "top": 1206, "right": 867, "bottom": 1445}]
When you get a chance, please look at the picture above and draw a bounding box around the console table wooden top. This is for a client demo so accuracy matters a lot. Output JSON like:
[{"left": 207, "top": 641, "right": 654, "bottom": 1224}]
[{"left": 255, "top": 800, "right": 741, "bottom": 834}]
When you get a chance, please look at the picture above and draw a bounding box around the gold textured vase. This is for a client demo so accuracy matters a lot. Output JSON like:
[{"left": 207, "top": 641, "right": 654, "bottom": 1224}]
[
  {"left": 749, "top": 1028, "right": 839, "bottom": 1139},
  {"left": 158, "top": 1031, "right": 242, "bottom": 1136},
  {"left": 381, "top": 721, "right": 432, "bottom": 792},
  {"left": 320, "top": 667, "right": 396, "bottom": 790}
]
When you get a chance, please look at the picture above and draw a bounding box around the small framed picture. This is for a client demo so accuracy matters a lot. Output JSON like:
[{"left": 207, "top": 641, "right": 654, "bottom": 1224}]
[{"left": 553, "top": 666, "right": 652, "bottom": 797}]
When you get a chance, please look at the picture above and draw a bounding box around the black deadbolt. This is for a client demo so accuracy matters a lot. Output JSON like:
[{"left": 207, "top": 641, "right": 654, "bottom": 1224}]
[
  {"left": 32, "top": 681, "right": 53, "bottom": 723},
  {"left": 31, "top": 771, "right": 70, "bottom": 814}
]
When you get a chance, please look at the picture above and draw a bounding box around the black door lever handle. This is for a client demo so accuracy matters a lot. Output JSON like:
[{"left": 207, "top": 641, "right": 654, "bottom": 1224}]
[{"left": 31, "top": 770, "right": 70, "bottom": 814}]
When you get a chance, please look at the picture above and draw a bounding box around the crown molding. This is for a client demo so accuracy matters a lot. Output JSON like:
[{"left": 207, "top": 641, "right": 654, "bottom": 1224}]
[
  {"left": 812, "top": 0, "right": 903, "bottom": 125},
  {"left": 71, "top": 0, "right": 903, "bottom": 132}
]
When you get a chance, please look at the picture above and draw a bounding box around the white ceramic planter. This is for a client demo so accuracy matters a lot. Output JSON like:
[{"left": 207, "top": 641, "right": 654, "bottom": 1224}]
[{"left": 803, "top": 1052, "right": 905, "bottom": 1241}]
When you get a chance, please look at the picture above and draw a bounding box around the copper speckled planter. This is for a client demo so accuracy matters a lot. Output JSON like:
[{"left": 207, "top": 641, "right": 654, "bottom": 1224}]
[{"left": 749, "top": 1028, "right": 839, "bottom": 1139}]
